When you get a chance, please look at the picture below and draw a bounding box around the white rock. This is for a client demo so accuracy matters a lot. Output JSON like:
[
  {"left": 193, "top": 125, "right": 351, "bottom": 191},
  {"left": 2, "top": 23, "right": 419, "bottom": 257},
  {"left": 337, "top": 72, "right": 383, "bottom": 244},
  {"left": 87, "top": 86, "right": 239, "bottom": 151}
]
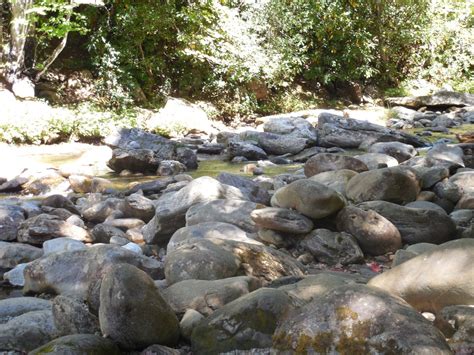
[
  {"left": 43, "top": 238, "right": 86, "bottom": 255},
  {"left": 122, "top": 242, "right": 143, "bottom": 255},
  {"left": 4, "top": 263, "right": 28, "bottom": 286}
]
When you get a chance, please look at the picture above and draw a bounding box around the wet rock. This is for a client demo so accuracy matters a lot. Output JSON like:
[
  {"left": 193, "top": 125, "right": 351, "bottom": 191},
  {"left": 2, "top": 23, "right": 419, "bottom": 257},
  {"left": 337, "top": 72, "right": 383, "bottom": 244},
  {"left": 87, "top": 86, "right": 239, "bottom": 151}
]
[
  {"left": 251, "top": 207, "right": 314, "bottom": 234},
  {"left": 299, "top": 229, "right": 364, "bottom": 265},
  {"left": 217, "top": 173, "right": 271, "bottom": 205},
  {"left": 52, "top": 295, "right": 99, "bottom": 336},
  {"left": 271, "top": 179, "right": 345, "bottom": 219},
  {"left": 17, "top": 213, "right": 91, "bottom": 245},
  {"left": 99, "top": 263, "right": 179, "bottom": 349},
  {"left": 23, "top": 245, "right": 164, "bottom": 300},
  {"left": 358, "top": 201, "right": 456, "bottom": 245},
  {"left": 186, "top": 199, "right": 258, "bottom": 233},
  {"left": 369, "top": 239, "right": 474, "bottom": 312},
  {"left": 191, "top": 288, "right": 293, "bottom": 354},
  {"left": 162, "top": 276, "right": 262, "bottom": 316},
  {"left": 142, "top": 177, "right": 247, "bottom": 244},
  {"left": 336, "top": 206, "right": 402, "bottom": 255},
  {"left": 368, "top": 141, "right": 417, "bottom": 162},
  {"left": 0, "top": 310, "right": 58, "bottom": 352},
  {"left": 308, "top": 169, "right": 358, "bottom": 196},
  {"left": 228, "top": 141, "right": 268, "bottom": 161},
  {"left": 167, "top": 222, "right": 261, "bottom": 254},
  {"left": 273, "top": 284, "right": 451, "bottom": 354},
  {"left": 0, "top": 205, "right": 26, "bottom": 241},
  {"left": 346, "top": 167, "right": 420, "bottom": 204},
  {"left": 29, "top": 334, "right": 121, "bottom": 355},
  {"left": 0, "top": 297, "right": 51, "bottom": 324},
  {"left": 0, "top": 241, "right": 43, "bottom": 268},
  {"left": 304, "top": 153, "right": 368, "bottom": 177},
  {"left": 257, "top": 132, "right": 307, "bottom": 155}
]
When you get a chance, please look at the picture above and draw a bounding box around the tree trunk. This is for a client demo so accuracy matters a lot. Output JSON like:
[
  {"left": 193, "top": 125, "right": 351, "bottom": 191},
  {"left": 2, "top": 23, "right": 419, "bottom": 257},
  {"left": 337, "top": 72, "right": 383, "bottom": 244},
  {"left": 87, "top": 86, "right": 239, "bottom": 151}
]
[{"left": 8, "top": 0, "right": 33, "bottom": 82}]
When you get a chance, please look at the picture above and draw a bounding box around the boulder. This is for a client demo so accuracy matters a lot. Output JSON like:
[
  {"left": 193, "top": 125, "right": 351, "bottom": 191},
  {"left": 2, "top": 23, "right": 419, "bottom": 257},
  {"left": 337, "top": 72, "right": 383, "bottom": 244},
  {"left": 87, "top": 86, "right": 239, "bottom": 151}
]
[
  {"left": 158, "top": 160, "right": 187, "bottom": 176},
  {"left": 346, "top": 167, "right": 420, "bottom": 204},
  {"left": 82, "top": 198, "right": 126, "bottom": 223},
  {"left": 52, "top": 295, "right": 100, "bottom": 336},
  {"left": 162, "top": 276, "right": 261, "bottom": 316},
  {"left": 336, "top": 206, "right": 402, "bottom": 255},
  {"left": 298, "top": 229, "right": 364, "bottom": 265},
  {"left": 91, "top": 223, "right": 126, "bottom": 243},
  {"left": 271, "top": 179, "right": 345, "bottom": 219},
  {"left": 368, "top": 141, "right": 417, "bottom": 162},
  {"left": 41, "top": 195, "right": 79, "bottom": 215},
  {"left": 262, "top": 116, "right": 318, "bottom": 143},
  {"left": 449, "top": 171, "right": 474, "bottom": 194},
  {"left": 0, "top": 241, "right": 43, "bottom": 268},
  {"left": 353, "top": 153, "right": 399, "bottom": 170},
  {"left": 167, "top": 222, "right": 261, "bottom": 254},
  {"left": 99, "top": 264, "right": 179, "bottom": 350},
  {"left": 17, "top": 214, "right": 91, "bottom": 245},
  {"left": 273, "top": 284, "right": 451, "bottom": 354},
  {"left": 385, "top": 90, "right": 474, "bottom": 109},
  {"left": 123, "top": 193, "right": 155, "bottom": 223},
  {"left": 0, "top": 310, "right": 58, "bottom": 352},
  {"left": 186, "top": 199, "right": 258, "bottom": 233},
  {"left": 217, "top": 173, "right": 271, "bottom": 205},
  {"left": 304, "top": 153, "right": 368, "bottom": 177},
  {"left": 3, "top": 263, "right": 28, "bottom": 286},
  {"left": 191, "top": 288, "right": 293, "bottom": 354},
  {"left": 23, "top": 245, "right": 163, "bottom": 300},
  {"left": 0, "top": 205, "right": 26, "bottom": 241},
  {"left": 105, "top": 127, "right": 177, "bottom": 154},
  {"left": 108, "top": 148, "right": 161, "bottom": 173},
  {"left": 228, "top": 141, "right": 268, "bottom": 161},
  {"left": 358, "top": 201, "right": 456, "bottom": 245},
  {"left": 251, "top": 207, "right": 314, "bottom": 234},
  {"left": 317, "top": 112, "right": 426, "bottom": 148},
  {"left": 368, "top": 239, "right": 474, "bottom": 313},
  {"left": 308, "top": 169, "right": 358, "bottom": 196},
  {"left": 29, "top": 334, "right": 121, "bottom": 355},
  {"left": 43, "top": 238, "right": 86, "bottom": 255},
  {"left": 0, "top": 297, "right": 51, "bottom": 324},
  {"left": 142, "top": 176, "right": 247, "bottom": 244},
  {"left": 257, "top": 132, "right": 307, "bottom": 155},
  {"left": 427, "top": 143, "right": 465, "bottom": 168}
]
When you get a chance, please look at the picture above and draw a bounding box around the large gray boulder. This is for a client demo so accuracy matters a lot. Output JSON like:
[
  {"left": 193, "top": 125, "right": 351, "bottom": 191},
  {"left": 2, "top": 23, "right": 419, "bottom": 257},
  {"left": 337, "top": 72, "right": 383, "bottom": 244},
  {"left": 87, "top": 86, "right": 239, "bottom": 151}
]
[
  {"left": 228, "top": 141, "right": 268, "bottom": 161},
  {"left": 368, "top": 239, "right": 474, "bottom": 313},
  {"left": 162, "top": 276, "right": 261, "bottom": 316},
  {"left": 0, "top": 205, "right": 26, "bottom": 241},
  {"left": 186, "top": 199, "right": 258, "bottom": 233},
  {"left": 358, "top": 201, "right": 456, "bottom": 245},
  {"left": 23, "top": 245, "right": 163, "bottom": 300},
  {"left": 317, "top": 113, "right": 426, "bottom": 148},
  {"left": 304, "top": 153, "right": 368, "bottom": 177},
  {"left": 273, "top": 284, "right": 451, "bottom": 354},
  {"left": 0, "top": 241, "right": 43, "bottom": 268},
  {"left": 346, "top": 167, "right": 420, "bottom": 204},
  {"left": 165, "top": 238, "right": 305, "bottom": 286},
  {"left": 191, "top": 288, "right": 293, "bottom": 354},
  {"left": 308, "top": 169, "right": 358, "bottom": 196},
  {"left": 0, "top": 310, "right": 58, "bottom": 352},
  {"left": 336, "top": 206, "right": 402, "bottom": 255},
  {"left": 257, "top": 132, "right": 307, "bottom": 155},
  {"left": 142, "top": 176, "right": 247, "bottom": 244},
  {"left": 217, "top": 173, "right": 271, "bottom": 205},
  {"left": 99, "top": 264, "right": 179, "bottom": 350},
  {"left": 271, "top": 179, "right": 345, "bottom": 219},
  {"left": 262, "top": 115, "right": 318, "bottom": 143},
  {"left": 427, "top": 143, "right": 465, "bottom": 168},
  {"left": 368, "top": 141, "right": 417, "bottom": 163}
]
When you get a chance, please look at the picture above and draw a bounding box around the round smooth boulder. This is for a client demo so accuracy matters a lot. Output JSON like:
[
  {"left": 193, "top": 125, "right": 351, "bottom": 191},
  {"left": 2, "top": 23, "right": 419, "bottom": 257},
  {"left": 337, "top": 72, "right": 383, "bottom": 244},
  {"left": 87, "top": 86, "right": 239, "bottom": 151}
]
[
  {"left": 368, "top": 141, "right": 417, "bottom": 162},
  {"left": 99, "top": 263, "right": 179, "bottom": 350},
  {"left": 368, "top": 239, "right": 474, "bottom": 313},
  {"left": 271, "top": 179, "right": 345, "bottom": 219},
  {"left": 336, "top": 206, "right": 402, "bottom": 255},
  {"left": 308, "top": 169, "right": 358, "bottom": 196},
  {"left": 273, "top": 284, "right": 451, "bottom": 354},
  {"left": 304, "top": 153, "right": 368, "bottom": 177},
  {"left": 346, "top": 167, "right": 420, "bottom": 204}
]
